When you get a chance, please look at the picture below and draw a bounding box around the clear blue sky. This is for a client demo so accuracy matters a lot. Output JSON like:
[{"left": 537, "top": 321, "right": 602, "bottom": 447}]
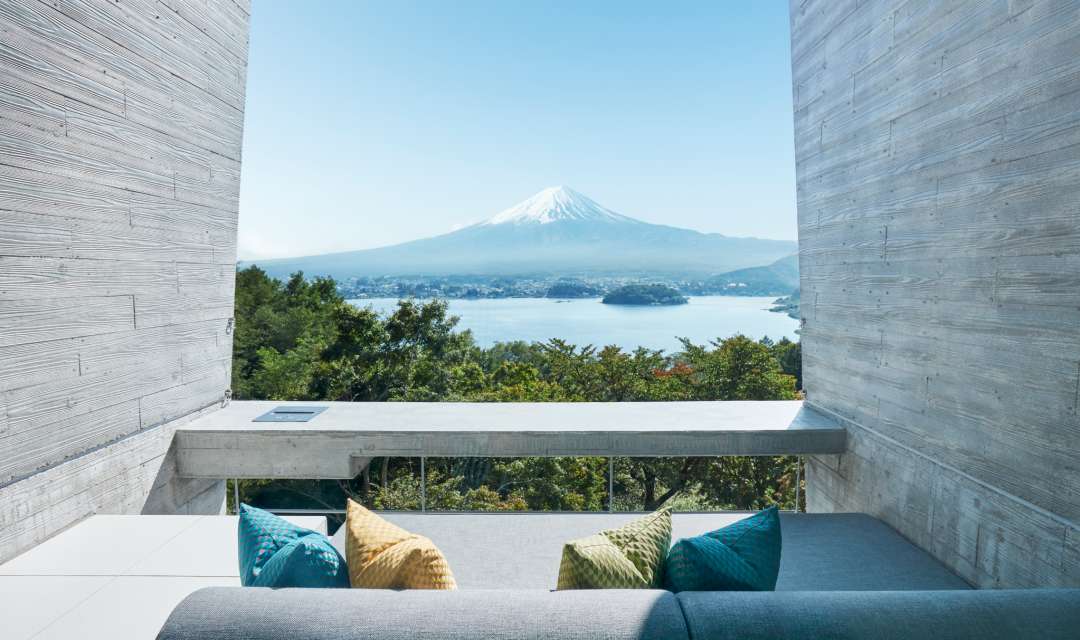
[{"left": 238, "top": 1, "right": 796, "bottom": 260}]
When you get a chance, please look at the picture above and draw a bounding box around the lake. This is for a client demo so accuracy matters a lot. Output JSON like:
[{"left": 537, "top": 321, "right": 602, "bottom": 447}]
[{"left": 348, "top": 296, "right": 799, "bottom": 353}]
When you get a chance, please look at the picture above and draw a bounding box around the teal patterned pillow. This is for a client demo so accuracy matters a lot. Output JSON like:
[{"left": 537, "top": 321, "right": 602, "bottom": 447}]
[
  {"left": 663, "top": 506, "right": 782, "bottom": 592},
  {"left": 238, "top": 503, "right": 348, "bottom": 588}
]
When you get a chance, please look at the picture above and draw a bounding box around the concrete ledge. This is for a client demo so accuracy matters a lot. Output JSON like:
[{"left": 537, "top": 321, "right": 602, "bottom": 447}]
[{"left": 174, "top": 401, "right": 846, "bottom": 479}]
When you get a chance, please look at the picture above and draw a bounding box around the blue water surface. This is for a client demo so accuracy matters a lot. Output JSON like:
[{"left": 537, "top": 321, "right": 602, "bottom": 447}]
[{"left": 349, "top": 296, "right": 798, "bottom": 353}]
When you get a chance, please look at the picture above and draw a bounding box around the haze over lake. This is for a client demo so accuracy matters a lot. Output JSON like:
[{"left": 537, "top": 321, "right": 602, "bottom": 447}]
[{"left": 350, "top": 296, "right": 799, "bottom": 353}]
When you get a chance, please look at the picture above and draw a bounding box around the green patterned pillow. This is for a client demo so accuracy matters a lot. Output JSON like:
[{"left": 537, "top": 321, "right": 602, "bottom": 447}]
[{"left": 556, "top": 509, "right": 671, "bottom": 589}]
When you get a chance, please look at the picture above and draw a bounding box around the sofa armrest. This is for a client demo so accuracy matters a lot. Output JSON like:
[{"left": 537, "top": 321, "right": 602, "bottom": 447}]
[
  {"left": 677, "top": 589, "right": 1080, "bottom": 640},
  {"left": 157, "top": 587, "right": 689, "bottom": 640}
]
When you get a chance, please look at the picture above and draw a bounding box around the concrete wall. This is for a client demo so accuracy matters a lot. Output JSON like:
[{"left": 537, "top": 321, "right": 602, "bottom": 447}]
[
  {"left": 0, "top": 0, "right": 249, "bottom": 562},
  {"left": 791, "top": 0, "right": 1080, "bottom": 587}
]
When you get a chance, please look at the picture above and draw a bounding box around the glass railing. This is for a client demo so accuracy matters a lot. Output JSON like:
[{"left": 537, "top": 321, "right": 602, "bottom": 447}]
[{"left": 227, "top": 454, "right": 806, "bottom": 530}]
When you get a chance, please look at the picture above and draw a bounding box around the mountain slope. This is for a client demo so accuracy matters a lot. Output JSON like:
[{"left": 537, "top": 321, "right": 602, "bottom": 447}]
[
  {"left": 705, "top": 254, "right": 799, "bottom": 295},
  {"left": 483, "top": 186, "right": 637, "bottom": 225},
  {"left": 247, "top": 186, "right": 796, "bottom": 279}
]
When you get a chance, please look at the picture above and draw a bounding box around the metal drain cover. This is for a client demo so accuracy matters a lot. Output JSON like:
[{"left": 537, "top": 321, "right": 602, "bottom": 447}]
[{"left": 252, "top": 406, "right": 328, "bottom": 423}]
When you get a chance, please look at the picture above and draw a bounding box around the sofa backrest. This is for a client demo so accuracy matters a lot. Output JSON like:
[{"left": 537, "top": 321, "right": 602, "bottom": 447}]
[
  {"left": 329, "top": 512, "right": 970, "bottom": 591},
  {"left": 159, "top": 586, "right": 1080, "bottom": 640},
  {"left": 157, "top": 586, "right": 690, "bottom": 640},
  {"left": 677, "top": 589, "right": 1080, "bottom": 640}
]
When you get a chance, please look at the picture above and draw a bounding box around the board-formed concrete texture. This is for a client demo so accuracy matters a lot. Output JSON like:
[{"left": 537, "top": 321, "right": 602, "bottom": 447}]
[
  {"left": 790, "top": 0, "right": 1080, "bottom": 587},
  {"left": 174, "top": 400, "right": 846, "bottom": 478},
  {"left": 0, "top": 0, "right": 250, "bottom": 563}
]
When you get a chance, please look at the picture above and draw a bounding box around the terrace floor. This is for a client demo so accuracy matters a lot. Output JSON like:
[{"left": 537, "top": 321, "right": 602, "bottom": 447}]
[
  {"left": 1, "top": 515, "right": 326, "bottom": 640},
  {"left": 4, "top": 508, "right": 977, "bottom": 639}
]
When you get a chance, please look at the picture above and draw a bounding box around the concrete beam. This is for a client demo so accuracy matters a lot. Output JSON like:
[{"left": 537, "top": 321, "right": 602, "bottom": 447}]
[{"left": 173, "top": 400, "right": 846, "bottom": 479}]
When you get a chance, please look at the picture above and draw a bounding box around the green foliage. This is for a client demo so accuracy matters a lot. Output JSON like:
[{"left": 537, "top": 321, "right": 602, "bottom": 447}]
[
  {"left": 601, "top": 283, "right": 687, "bottom": 306},
  {"left": 769, "top": 337, "right": 802, "bottom": 390},
  {"left": 233, "top": 267, "right": 803, "bottom": 513},
  {"left": 232, "top": 267, "right": 340, "bottom": 400},
  {"left": 546, "top": 281, "right": 600, "bottom": 298},
  {"left": 678, "top": 334, "right": 797, "bottom": 400}
]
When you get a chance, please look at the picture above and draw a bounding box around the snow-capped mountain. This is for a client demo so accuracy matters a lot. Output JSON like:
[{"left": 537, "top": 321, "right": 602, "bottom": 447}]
[
  {"left": 248, "top": 187, "right": 796, "bottom": 278},
  {"left": 482, "top": 186, "right": 639, "bottom": 226}
]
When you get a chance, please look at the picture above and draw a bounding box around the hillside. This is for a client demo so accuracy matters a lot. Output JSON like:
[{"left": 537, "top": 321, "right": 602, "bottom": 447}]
[
  {"left": 704, "top": 254, "right": 799, "bottom": 296},
  {"left": 245, "top": 187, "right": 796, "bottom": 279},
  {"left": 546, "top": 281, "right": 601, "bottom": 298}
]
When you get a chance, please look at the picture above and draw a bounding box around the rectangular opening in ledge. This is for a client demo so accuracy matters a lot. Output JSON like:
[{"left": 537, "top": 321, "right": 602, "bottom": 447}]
[{"left": 253, "top": 406, "right": 328, "bottom": 423}]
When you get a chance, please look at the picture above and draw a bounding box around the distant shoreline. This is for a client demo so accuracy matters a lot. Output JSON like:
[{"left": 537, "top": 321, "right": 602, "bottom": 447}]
[
  {"left": 346, "top": 295, "right": 799, "bottom": 351},
  {"left": 345, "top": 292, "right": 780, "bottom": 302},
  {"left": 346, "top": 294, "right": 778, "bottom": 302},
  {"left": 348, "top": 294, "right": 791, "bottom": 316}
]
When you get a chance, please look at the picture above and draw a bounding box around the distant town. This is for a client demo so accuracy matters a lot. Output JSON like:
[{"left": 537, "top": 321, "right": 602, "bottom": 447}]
[
  {"left": 338, "top": 273, "right": 772, "bottom": 300},
  {"left": 335, "top": 273, "right": 800, "bottom": 317}
]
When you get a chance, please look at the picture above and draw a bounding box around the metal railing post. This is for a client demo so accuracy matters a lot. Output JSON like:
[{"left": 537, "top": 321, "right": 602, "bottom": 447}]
[
  {"left": 420, "top": 457, "right": 426, "bottom": 512},
  {"left": 794, "top": 456, "right": 801, "bottom": 513},
  {"left": 608, "top": 457, "right": 614, "bottom": 512}
]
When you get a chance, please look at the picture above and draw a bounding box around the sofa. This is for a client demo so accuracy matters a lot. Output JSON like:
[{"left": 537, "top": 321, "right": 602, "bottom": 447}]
[{"left": 157, "top": 512, "right": 1080, "bottom": 639}]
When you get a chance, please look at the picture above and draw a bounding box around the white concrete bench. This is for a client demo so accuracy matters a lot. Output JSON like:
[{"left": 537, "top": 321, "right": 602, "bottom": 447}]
[{"left": 174, "top": 400, "right": 845, "bottom": 479}]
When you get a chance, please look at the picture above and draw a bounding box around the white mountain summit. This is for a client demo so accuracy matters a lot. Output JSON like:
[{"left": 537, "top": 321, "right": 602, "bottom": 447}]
[
  {"left": 249, "top": 186, "right": 796, "bottom": 278},
  {"left": 483, "top": 186, "right": 639, "bottom": 226}
]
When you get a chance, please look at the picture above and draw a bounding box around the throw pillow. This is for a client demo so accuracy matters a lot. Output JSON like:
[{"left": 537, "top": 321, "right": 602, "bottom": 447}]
[
  {"left": 345, "top": 499, "right": 457, "bottom": 589},
  {"left": 237, "top": 503, "right": 348, "bottom": 588},
  {"left": 663, "top": 505, "right": 782, "bottom": 592},
  {"left": 556, "top": 509, "right": 671, "bottom": 589}
]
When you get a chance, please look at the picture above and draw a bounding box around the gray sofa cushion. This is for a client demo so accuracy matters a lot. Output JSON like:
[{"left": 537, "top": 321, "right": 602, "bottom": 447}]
[
  {"left": 676, "top": 589, "right": 1080, "bottom": 640},
  {"left": 330, "top": 512, "right": 969, "bottom": 591},
  {"left": 768, "top": 513, "right": 969, "bottom": 590},
  {"left": 157, "top": 587, "right": 689, "bottom": 640}
]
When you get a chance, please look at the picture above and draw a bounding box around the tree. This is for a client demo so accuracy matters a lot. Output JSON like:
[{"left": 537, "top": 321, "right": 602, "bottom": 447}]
[
  {"left": 232, "top": 267, "right": 340, "bottom": 400},
  {"left": 678, "top": 334, "right": 797, "bottom": 401},
  {"left": 232, "top": 267, "right": 803, "bottom": 514},
  {"left": 770, "top": 337, "right": 803, "bottom": 391}
]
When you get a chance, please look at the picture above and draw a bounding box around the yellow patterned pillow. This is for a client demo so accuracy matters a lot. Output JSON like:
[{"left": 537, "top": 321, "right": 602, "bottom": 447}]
[{"left": 344, "top": 499, "right": 457, "bottom": 590}]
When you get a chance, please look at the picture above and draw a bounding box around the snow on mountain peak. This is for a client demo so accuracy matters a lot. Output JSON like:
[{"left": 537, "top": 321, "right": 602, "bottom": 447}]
[{"left": 483, "top": 186, "right": 637, "bottom": 226}]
